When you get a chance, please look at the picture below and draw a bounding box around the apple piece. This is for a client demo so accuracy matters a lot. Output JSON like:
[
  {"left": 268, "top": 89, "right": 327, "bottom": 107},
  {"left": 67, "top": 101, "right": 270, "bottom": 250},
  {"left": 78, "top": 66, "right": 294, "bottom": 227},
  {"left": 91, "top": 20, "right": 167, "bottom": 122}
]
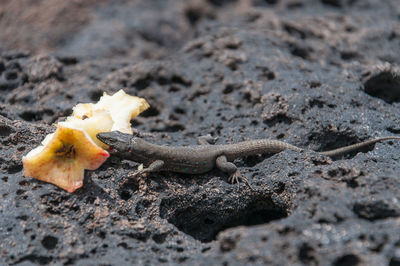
[
  {"left": 22, "top": 89, "right": 149, "bottom": 192},
  {"left": 22, "top": 126, "right": 109, "bottom": 192},
  {"left": 59, "top": 110, "right": 113, "bottom": 149},
  {"left": 95, "top": 90, "right": 150, "bottom": 134},
  {"left": 69, "top": 90, "right": 150, "bottom": 135},
  {"left": 70, "top": 103, "right": 95, "bottom": 120}
]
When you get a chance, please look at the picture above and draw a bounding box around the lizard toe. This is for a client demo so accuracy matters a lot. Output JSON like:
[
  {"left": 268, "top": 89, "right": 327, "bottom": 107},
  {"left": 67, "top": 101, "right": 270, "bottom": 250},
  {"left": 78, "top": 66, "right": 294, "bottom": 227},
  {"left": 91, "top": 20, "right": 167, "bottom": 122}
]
[{"left": 228, "top": 171, "right": 254, "bottom": 191}]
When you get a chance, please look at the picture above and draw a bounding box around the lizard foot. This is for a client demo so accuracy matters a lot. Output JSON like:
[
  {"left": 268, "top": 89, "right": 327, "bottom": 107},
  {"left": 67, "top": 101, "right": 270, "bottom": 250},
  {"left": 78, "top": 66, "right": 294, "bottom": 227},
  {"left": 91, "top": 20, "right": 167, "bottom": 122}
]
[
  {"left": 228, "top": 171, "right": 254, "bottom": 191},
  {"left": 204, "top": 134, "right": 219, "bottom": 144},
  {"left": 197, "top": 134, "right": 219, "bottom": 145},
  {"left": 128, "top": 169, "right": 145, "bottom": 179},
  {"left": 127, "top": 160, "right": 164, "bottom": 191}
]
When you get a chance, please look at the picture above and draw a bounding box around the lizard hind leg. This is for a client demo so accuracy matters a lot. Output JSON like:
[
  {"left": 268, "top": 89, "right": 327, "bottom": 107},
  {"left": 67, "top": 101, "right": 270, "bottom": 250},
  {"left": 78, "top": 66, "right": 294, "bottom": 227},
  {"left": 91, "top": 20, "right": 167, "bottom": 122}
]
[{"left": 216, "top": 155, "right": 254, "bottom": 191}]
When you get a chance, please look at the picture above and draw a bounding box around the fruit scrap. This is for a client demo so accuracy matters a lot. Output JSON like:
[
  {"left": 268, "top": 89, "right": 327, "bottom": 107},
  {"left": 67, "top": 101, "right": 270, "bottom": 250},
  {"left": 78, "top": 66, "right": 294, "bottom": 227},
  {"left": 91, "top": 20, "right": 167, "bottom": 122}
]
[
  {"left": 59, "top": 110, "right": 114, "bottom": 149},
  {"left": 71, "top": 90, "right": 150, "bottom": 135},
  {"left": 22, "top": 89, "right": 149, "bottom": 192},
  {"left": 95, "top": 90, "right": 150, "bottom": 134},
  {"left": 22, "top": 126, "right": 109, "bottom": 192}
]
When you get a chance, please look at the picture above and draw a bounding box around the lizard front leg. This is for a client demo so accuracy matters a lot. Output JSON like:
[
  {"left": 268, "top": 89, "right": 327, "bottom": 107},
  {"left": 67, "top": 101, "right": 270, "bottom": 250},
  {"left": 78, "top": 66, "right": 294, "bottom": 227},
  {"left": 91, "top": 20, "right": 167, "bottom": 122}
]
[
  {"left": 216, "top": 155, "right": 254, "bottom": 190},
  {"left": 128, "top": 160, "right": 165, "bottom": 178},
  {"left": 128, "top": 160, "right": 165, "bottom": 190}
]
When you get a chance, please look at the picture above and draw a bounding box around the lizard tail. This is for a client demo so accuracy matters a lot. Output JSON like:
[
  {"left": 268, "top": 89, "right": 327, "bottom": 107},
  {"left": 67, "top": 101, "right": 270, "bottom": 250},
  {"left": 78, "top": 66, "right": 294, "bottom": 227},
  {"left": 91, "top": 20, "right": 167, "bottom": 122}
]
[
  {"left": 319, "top": 136, "right": 400, "bottom": 157},
  {"left": 222, "top": 139, "right": 303, "bottom": 161}
]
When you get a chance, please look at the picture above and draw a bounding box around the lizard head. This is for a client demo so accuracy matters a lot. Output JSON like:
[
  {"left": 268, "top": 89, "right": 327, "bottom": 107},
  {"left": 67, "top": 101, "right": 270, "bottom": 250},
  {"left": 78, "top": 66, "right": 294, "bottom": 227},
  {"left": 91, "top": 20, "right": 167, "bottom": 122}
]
[{"left": 96, "top": 131, "right": 132, "bottom": 154}]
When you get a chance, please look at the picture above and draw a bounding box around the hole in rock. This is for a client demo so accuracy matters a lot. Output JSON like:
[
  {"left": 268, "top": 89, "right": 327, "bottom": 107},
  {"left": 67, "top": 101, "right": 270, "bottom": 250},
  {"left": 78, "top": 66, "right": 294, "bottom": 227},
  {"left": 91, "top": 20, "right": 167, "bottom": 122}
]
[
  {"left": 185, "top": 8, "right": 202, "bottom": 25},
  {"left": 333, "top": 254, "right": 361, "bottom": 266},
  {"left": 309, "top": 81, "right": 321, "bottom": 88},
  {"left": 174, "top": 107, "right": 186, "bottom": 114},
  {"left": 97, "top": 230, "right": 106, "bottom": 239},
  {"left": 152, "top": 232, "right": 168, "bottom": 244},
  {"left": 253, "top": 0, "right": 279, "bottom": 6},
  {"left": 298, "top": 243, "right": 316, "bottom": 264},
  {"left": 387, "top": 126, "right": 400, "bottom": 134},
  {"left": 287, "top": 1, "right": 303, "bottom": 9},
  {"left": 118, "top": 179, "right": 139, "bottom": 201},
  {"left": 283, "top": 24, "right": 306, "bottom": 39},
  {"left": 160, "top": 194, "right": 289, "bottom": 243},
  {"left": 263, "top": 114, "right": 293, "bottom": 127},
  {"left": 389, "top": 257, "right": 400, "bottom": 266},
  {"left": 241, "top": 154, "right": 275, "bottom": 167},
  {"left": 133, "top": 76, "right": 152, "bottom": 90},
  {"left": 364, "top": 70, "right": 400, "bottom": 103},
  {"left": 0, "top": 61, "right": 4, "bottom": 74},
  {"left": 141, "top": 106, "right": 160, "bottom": 117},
  {"left": 309, "top": 99, "right": 325, "bottom": 108},
  {"left": 171, "top": 75, "right": 191, "bottom": 87},
  {"left": 207, "top": 0, "right": 238, "bottom": 7},
  {"left": 341, "top": 51, "right": 359, "bottom": 60},
  {"left": 4, "top": 70, "right": 18, "bottom": 80},
  {"left": 223, "top": 84, "right": 236, "bottom": 94},
  {"left": 321, "top": 0, "right": 344, "bottom": 7},
  {"left": 0, "top": 124, "right": 13, "bottom": 136},
  {"left": 20, "top": 110, "right": 42, "bottom": 121},
  {"left": 353, "top": 201, "right": 399, "bottom": 221},
  {"left": 168, "top": 86, "right": 181, "bottom": 92},
  {"left": 57, "top": 56, "right": 78, "bottom": 65},
  {"left": 118, "top": 242, "right": 130, "bottom": 249},
  {"left": 119, "top": 190, "right": 132, "bottom": 201},
  {"left": 7, "top": 164, "right": 23, "bottom": 174},
  {"left": 16, "top": 255, "right": 53, "bottom": 265},
  {"left": 89, "top": 90, "right": 103, "bottom": 101},
  {"left": 41, "top": 235, "right": 58, "bottom": 250},
  {"left": 0, "top": 80, "right": 20, "bottom": 90},
  {"left": 288, "top": 42, "right": 311, "bottom": 59}
]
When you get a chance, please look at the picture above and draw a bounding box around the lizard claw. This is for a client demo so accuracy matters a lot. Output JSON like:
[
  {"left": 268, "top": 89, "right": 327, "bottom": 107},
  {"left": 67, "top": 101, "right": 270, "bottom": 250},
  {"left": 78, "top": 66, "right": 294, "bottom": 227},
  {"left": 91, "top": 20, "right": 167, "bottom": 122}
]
[
  {"left": 128, "top": 170, "right": 142, "bottom": 179},
  {"left": 228, "top": 171, "right": 254, "bottom": 191},
  {"left": 197, "top": 134, "right": 219, "bottom": 145},
  {"left": 207, "top": 135, "right": 219, "bottom": 144},
  {"left": 128, "top": 168, "right": 151, "bottom": 179}
]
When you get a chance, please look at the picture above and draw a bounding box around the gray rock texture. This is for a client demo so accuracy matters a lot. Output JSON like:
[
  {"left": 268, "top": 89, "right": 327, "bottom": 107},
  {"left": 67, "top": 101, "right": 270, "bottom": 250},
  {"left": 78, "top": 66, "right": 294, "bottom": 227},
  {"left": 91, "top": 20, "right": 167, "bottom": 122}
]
[{"left": 1, "top": 0, "right": 400, "bottom": 265}]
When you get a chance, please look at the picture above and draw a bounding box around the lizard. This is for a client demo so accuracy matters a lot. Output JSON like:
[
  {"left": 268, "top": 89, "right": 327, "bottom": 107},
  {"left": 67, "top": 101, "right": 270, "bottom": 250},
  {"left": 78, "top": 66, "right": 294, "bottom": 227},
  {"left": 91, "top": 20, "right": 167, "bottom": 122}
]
[{"left": 96, "top": 131, "right": 400, "bottom": 189}]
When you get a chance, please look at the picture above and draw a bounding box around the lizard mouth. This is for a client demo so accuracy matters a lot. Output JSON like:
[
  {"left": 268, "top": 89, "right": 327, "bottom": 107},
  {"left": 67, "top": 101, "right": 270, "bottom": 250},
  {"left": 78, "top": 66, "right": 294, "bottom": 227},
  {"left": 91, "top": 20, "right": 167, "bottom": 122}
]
[
  {"left": 96, "top": 131, "right": 132, "bottom": 154},
  {"left": 106, "top": 146, "right": 116, "bottom": 153}
]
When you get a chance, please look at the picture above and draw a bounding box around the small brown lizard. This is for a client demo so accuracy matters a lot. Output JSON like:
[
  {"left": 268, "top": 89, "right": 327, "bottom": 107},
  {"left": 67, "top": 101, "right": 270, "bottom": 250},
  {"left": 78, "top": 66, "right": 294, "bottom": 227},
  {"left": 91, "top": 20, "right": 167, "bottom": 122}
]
[{"left": 97, "top": 131, "right": 400, "bottom": 189}]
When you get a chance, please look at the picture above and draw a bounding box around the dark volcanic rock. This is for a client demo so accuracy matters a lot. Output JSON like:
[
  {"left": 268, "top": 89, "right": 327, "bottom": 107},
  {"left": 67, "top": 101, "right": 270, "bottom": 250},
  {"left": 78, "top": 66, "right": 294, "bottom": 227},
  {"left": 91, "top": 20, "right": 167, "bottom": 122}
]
[{"left": 1, "top": 0, "right": 400, "bottom": 265}]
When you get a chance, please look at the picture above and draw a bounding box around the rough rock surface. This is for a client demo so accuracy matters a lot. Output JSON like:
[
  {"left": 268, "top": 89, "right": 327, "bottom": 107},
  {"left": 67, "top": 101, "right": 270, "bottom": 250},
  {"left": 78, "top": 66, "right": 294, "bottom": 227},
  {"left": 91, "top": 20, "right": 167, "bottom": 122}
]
[{"left": 1, "top": 0, "right": 400, "bottom": 265}]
